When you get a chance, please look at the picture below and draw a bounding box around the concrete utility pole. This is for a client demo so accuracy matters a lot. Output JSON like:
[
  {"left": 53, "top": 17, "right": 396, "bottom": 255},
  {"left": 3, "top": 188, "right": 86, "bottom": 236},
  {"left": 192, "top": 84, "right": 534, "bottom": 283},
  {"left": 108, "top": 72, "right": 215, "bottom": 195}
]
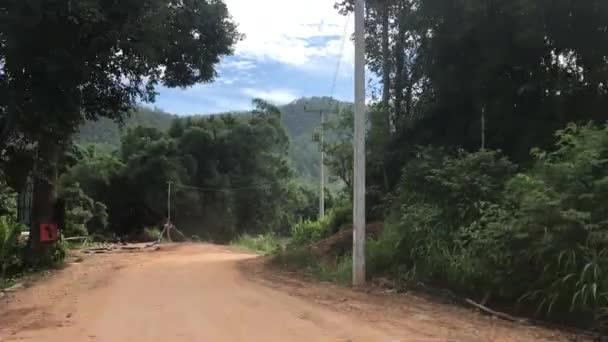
[
  {"left": 304, "top": 106, "right": 327, "bottom": 220},
  {"left": 319, "top": 110, "right": 325, "bottom": 220},
  {"left": 481, "top": 106, "right": 486, "bottom": 151},
  {"left": 353, "top": 0, "right": 366, "bottom": 287},
  {"left": 167, "top": 181, "right": 172, "bottom": 222},
  {"left": 166, "top": 181, "right": 172, "bottom": 242}
]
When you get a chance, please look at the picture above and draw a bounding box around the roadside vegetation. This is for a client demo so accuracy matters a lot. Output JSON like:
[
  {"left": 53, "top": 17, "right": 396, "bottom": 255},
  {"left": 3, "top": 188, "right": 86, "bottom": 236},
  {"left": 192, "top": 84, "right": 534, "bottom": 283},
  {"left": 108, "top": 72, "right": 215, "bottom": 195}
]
[{"left": 1, "top": 0, "right": 608, "bottom": 338}]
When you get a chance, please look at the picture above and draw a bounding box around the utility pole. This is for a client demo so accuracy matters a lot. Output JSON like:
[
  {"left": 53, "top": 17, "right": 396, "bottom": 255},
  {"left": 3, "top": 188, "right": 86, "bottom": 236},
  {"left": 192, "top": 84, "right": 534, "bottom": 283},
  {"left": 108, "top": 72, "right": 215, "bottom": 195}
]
[
  {"left": 304, "top": 106, "right": 327, "bottom": 220},
  {"left": 481, "top": 106, "right": 486, "bottom": 151},
  {"left": 319, "top": 110, "right": 325, "bottom": 220},
  {"left": 167, "top": 181, "right": 172, "bottom": 222},
  {"left": 353, "top": 0, "right": 366, "bottom": 287},
  {"left": 166, "top": 181, "right": 172, "bottom": 242}
]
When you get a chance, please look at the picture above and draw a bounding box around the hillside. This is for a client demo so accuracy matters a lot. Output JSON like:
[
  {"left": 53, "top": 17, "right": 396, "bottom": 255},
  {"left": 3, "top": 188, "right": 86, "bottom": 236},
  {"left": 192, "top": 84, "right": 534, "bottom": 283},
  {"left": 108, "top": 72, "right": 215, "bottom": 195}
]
[
  {"left": 281, "top": 97, "right": 353, "bottom": 179},
  {"left": 77, "top": 107, "right": 176, "bottom": 146},
  {"left": 76, "top": 97, "right": 352, "bottom": 179}
]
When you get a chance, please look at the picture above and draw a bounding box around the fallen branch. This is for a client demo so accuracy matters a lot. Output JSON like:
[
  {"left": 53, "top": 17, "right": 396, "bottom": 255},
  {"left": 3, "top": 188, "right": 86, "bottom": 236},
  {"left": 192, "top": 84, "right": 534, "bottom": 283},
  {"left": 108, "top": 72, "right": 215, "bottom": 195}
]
[
  {"left": 465, "top": 298, "right": 528, "bottom": 324},
  {"left": 120, "top": 246, "right": 143, "bottom": 251},
  {"left": 3, "top": 282, "right": 24, "bottom": 292},
  {"left": 64, "top": 236, "right": 88, "bottom": 241}
]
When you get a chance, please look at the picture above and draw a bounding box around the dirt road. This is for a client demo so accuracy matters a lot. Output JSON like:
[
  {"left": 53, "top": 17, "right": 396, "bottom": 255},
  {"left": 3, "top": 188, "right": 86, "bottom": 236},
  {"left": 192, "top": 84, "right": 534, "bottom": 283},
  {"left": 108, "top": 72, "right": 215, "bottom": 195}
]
[{"left": 0, "top": 244, "right": 564, "bottom": 341}]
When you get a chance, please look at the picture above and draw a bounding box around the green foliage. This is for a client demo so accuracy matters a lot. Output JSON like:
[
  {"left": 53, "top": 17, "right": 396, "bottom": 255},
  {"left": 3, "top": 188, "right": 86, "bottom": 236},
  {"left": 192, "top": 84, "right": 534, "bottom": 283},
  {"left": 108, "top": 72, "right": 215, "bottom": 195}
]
[
  {"left": 281, "top": 97, "right": 353, "bottom": 180},
  {"left": 367, "top": 124, "right": 608, "bottom": 330},
  {"left": 1, "top": 0, "right": 240, "bottom": 146},
  {"left": 58, "top": 182, "right": 108, "bottom": 237},
  {"left": 0, "top": 0, "right": 240, "bottom": 257},
  {"left": 272, "top": 247, "right": 352, "bottom": 285},
  {"left": 0, "top": 173, "right": 16, "bottom": 217},
  {"left": 60, "top": 100, "right": 314, "bottom": 242},
  {"left": 232, "top": 234, "right": 282, "bottom": 255},
  {"left": 317, "top": 107, "right": 354, "bottom": 191},
  {"left": 290, "top": 219, "right": 329, "bottom": 248},
  {"left": 77, "top": 107, "right": 176, "bottom": 147},
  {"left": 0, "top": 216, "right": 23, "bottom": 283},
  {"left": 289, "top": 205, "right": 353, "bottom": 248},
  {"left": 0, "top": 216, "right": 69, "bottom": 285},
  {"left": 138, "top": 227, "right": 162, "bottom": 242}
]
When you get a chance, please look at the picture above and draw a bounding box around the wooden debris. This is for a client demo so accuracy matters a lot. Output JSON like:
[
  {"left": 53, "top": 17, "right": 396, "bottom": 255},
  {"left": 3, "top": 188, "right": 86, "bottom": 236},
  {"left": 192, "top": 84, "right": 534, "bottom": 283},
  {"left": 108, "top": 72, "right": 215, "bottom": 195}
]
[
  {"left": 465, "top": 298, "right": 528, "bottom": 324},
  {"left": 3, "top": 283, "right": 24, "bottom": 292}
]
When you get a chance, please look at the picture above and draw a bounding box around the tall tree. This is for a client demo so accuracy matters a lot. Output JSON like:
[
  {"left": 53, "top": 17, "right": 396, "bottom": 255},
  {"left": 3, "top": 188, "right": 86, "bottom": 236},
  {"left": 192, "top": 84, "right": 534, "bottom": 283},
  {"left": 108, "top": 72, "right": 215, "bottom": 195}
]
[{"left": 0, "top": 0, "right": 240, "bottom": 252}]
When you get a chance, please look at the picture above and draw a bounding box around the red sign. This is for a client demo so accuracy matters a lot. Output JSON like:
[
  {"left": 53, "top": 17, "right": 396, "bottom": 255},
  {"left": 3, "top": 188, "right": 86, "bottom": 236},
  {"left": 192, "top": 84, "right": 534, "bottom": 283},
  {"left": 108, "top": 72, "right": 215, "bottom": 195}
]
[{"left": 40, "top": 223, "right": 58, "bottom": 242}]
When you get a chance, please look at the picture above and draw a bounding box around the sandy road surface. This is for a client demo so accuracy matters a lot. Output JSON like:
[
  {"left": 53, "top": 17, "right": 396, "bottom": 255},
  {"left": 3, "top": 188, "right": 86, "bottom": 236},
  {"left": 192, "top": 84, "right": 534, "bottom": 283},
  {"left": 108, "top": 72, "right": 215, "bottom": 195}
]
[{"left": 0, "top": 244, "right": 564, "bottom": 341}]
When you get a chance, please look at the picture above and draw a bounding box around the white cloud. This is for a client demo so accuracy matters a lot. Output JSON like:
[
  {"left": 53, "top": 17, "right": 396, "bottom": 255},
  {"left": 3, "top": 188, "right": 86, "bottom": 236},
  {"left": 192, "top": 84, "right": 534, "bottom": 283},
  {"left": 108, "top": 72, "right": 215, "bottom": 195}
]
[
  {"left": 242, "top": 88, "right": 298, "bottom": 104},
  {"left": 224, "top": 0, "right": 354, "bottom": 70},
  {"left": 222, "top": 59, "right": 257, "bottom": 71}
]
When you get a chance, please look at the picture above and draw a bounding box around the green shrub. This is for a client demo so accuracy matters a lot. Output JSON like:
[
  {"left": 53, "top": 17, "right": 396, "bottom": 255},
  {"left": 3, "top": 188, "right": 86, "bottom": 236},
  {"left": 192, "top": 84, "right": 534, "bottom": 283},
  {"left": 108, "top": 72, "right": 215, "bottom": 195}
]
[
  {"left": 139, "top": 227, "right": 162, "bottom": 242},
  {"left": 325, "top": 205, "right": 352, "bottom": 234},
  {"left": 370, "top": 147, "right": 515, "bottom": 282},
  {"left": 60, "top": 182, "right": 109, "bottom": 237},
  {"left": 288, "top": 205, "right": 353, "bottom": 248},
  {"left": 232, "top": 233, "right": 281, "bottom": 254},
  {"left": 289, "top": 219, "right": 328, "bottom": 247},
  {"left": 368, "top": 124, "right": 608, "bottom": 330},
  {"left": 0, "top": 216, "right": 24, "bottom": 283}
]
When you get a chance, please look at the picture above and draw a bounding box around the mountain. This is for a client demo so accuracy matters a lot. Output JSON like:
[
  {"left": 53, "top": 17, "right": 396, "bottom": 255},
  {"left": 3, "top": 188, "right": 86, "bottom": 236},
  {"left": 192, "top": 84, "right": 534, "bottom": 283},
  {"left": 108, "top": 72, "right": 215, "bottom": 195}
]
[
  {"left": 76, "top": 107, "right": 176, "bottom": 146},
  {"left": 76, "top": 97, "right": 353, "bottom": 179},
  {"left": 281, "top": 97, "right": 353, "bottom": 179}
]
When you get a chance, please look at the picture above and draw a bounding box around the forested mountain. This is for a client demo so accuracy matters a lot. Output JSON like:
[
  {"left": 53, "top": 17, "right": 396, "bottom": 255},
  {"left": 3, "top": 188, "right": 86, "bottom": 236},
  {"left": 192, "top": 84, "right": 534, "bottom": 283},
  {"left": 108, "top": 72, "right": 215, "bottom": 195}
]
[
  {"left": 281, "top": 97, "right": 353, "bottom": 179},
  {"left": 76, "top": 97, "right": 353, "bottom": 179},
  {"left": 76, "top": 107, "right": 177, "bottom": 147}
]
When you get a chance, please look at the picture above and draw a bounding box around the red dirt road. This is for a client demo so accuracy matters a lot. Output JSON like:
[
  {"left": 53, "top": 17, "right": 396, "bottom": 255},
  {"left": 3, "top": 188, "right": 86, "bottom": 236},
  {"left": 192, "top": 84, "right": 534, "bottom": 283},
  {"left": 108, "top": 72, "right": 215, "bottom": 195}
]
[{"left": 0, "top": 244, "right": 564, "bottom": 341}]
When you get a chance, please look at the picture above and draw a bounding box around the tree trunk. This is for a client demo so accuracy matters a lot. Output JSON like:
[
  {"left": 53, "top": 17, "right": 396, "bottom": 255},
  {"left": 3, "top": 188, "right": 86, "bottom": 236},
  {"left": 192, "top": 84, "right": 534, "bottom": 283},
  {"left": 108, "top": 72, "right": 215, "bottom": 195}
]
[
  {"left": 394, "top": 19, "right": 405, "bottom": 122},
  {"left": 394, "top": 5, "right": 405, "bottom": 122},
  {"left": 381, "top": 0, "right": 391, "bottom": 116},
  {"left": 28, "top": 141, "right": 59, "bottom": 259}
]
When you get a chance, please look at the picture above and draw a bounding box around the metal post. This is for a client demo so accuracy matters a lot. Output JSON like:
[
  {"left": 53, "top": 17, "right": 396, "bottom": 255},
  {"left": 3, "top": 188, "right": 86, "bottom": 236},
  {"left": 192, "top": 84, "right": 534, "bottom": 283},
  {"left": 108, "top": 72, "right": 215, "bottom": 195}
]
[
  {"left": 353, "top": 0, "right": 366, "bottom": 287},
  {"left": 320, "top": 110, "right": 325, "bottom": 220}
]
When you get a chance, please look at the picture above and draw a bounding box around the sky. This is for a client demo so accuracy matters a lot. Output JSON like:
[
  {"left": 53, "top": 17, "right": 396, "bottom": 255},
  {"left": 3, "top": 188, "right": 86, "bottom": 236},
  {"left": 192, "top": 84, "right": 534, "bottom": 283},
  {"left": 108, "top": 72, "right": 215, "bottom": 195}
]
[{"left": 152, "top": 0, "right": 356, "bottom": 115}]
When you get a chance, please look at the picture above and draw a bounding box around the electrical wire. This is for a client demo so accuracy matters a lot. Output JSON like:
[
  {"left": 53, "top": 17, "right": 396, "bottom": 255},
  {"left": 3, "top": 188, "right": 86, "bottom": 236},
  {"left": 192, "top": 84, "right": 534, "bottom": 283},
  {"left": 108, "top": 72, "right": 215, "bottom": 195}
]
[
  {"left": 329, "top": 12, "right": 352, "bottom": 103},
  {"left": 171, "top": 181, "right": 280, "bottom": 192}
]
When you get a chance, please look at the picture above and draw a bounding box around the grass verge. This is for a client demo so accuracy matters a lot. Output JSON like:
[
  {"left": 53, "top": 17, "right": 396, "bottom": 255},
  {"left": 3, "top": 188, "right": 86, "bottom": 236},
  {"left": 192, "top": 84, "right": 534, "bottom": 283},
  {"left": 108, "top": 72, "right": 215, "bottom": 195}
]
[
  {"left": 271, "top": 247, "right": 352, "bottom": 285},
  {"left": 232, "top": 234, "right": 283, "bottom": 255}
]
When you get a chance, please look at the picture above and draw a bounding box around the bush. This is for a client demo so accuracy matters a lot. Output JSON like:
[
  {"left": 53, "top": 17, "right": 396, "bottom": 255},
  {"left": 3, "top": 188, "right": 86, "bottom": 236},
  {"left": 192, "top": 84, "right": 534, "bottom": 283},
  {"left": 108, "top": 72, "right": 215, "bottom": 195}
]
[
  {"left": 232, "top": 234, "right": 282, "bottom": 254},
  {"left": 289, "top": 205, "right": 353, "bottom": 248},
  {"left": 290, "top": 219, "right": 328, "bottom": 247},
  {"left": 0, "top": 216, "right": 24, "bottom": 283},
  {"left": 368, "top": 124, "right": 608, "bottom": 331},
  {"left": 369, "top": 147, "right": 516, "bottom": 281},
  {"left": 138, "top": 227, "right": 162, "bottom": 242},
  {"left": 60, "top": 182, "right": 109, "bottom": 237}
]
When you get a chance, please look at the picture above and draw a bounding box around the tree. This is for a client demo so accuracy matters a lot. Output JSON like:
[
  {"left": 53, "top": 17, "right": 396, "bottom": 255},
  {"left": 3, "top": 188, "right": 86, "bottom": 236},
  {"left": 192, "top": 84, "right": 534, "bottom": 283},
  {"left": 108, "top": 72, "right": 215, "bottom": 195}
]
[
  {"left": 0, "top": 0, "right": 240, "bottom": 251},
  {"left": 316, "top": 108, "right": 354, "bottom": 193}
]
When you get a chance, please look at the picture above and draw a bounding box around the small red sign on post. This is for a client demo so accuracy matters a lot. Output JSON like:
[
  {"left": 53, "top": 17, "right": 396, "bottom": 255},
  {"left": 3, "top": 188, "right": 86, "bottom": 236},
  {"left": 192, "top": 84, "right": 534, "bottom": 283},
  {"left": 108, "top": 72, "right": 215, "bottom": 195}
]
[{"left": 40, "top": 223, "right": 58, "bottom": 242}]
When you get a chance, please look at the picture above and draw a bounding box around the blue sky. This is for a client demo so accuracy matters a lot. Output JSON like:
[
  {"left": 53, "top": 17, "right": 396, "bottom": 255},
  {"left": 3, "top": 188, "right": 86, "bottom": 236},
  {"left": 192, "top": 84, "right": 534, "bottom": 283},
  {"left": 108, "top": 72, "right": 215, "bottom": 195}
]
[{"left": 152, "top": 0, "right": 356, "bottom": 115}]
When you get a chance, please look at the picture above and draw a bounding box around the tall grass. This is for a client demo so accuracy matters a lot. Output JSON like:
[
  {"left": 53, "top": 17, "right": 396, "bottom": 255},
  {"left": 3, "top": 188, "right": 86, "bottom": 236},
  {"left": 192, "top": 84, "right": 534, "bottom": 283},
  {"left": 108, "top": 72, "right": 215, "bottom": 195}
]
[{"left": 232, "top": 234, "right": 282, "bottom": 255}]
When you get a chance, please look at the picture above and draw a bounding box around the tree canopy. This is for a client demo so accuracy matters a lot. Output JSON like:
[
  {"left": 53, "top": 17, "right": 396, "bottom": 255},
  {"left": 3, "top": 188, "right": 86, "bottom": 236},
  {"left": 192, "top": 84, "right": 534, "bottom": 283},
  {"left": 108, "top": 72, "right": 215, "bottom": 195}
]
[{"left": 0, "top": 0, "right": 240, "bottom": 249}]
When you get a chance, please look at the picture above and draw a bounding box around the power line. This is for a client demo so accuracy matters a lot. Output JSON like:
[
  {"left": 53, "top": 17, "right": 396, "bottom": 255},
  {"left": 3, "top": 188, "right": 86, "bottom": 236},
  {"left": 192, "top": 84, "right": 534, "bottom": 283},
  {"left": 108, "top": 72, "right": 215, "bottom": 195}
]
[
  {"left": 171, "top": 181, "right": 280, "bottom": 192},
  {"left": 329, "top": 12, "right": 352, "bottom": 101}
]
